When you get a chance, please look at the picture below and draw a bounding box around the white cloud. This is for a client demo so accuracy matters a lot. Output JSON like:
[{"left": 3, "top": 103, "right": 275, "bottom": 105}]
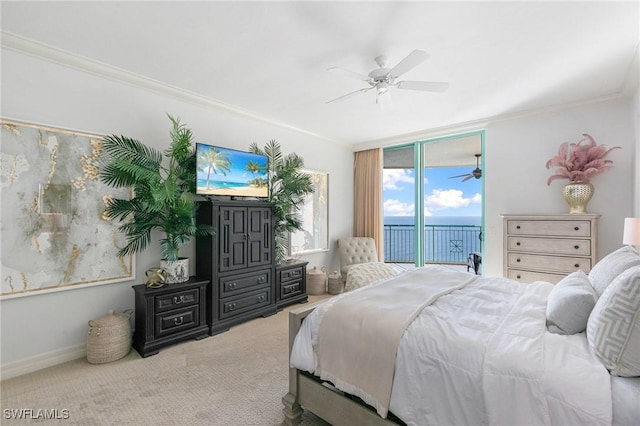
[
  {"left": 471, "top": 193, "right": 482, "bottom": 203},
  {"left": 384, "top": 199, "right": 414, "bottom": 216},
  {"left": 383, "top": 169, "right": 413, "bottom": 190},
  {"left": 425, "top": 189, "right": 475, "bottom": 210}
]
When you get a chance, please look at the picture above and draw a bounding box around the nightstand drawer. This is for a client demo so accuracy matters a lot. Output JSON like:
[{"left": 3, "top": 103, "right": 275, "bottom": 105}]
[
  {"left": 507, "top": 253, "right": 591, "bottom": 273},
  {"left": 219, "top": 269, "right": 270, "bottom": 298},
  {"left": 281, "top": 281, "right": 302, "bottom": 299},
  {"left": 507, "top": 220, "right": 591, "bottom": 237},
  {"left": 155, "top": 288, "right": 199, "bottom": 313},
  {"left": 279, "top": 266, "right": 304, "bottom": 283},
  {"left": 219, "top": 288, "right": 271, "bottom": 320},
  {"left": 154, "top": 305, "right": 200, "bottom": 338},
  {"left": 507, "top": 236, "right": 591, "bottom": 256}
]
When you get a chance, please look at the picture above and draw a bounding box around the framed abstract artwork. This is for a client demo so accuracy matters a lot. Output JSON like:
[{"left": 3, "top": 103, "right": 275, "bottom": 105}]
[
  {"left": 0, "top": 120, "right": 135, "bottom": 298},
  {"left": 290, "top": 169, "right": 329, "bottom": 255}
]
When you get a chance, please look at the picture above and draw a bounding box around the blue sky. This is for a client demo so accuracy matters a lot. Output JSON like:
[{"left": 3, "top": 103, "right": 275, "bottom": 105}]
[{"left": 383, "top": 167, "right": 482, "bottom": 217}]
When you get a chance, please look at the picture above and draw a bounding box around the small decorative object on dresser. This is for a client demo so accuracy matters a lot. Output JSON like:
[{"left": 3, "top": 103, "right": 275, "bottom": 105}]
[
  {"left": 132, "top": 277, "right": 209, "bottom": 357},
  {"left": 546, "top": 133, "right": 620, "bottom": 214},
  {"left": 276, "top": 260, "right": 309, "bottom": 309},
  {"left": 502, "top": 214, "right": 599, "bottom": 284}
]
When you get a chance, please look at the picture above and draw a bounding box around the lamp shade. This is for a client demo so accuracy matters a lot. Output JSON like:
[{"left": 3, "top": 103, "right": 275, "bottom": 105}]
[{"left": 622, "top": 217, "right": 640, "bottom": 245}]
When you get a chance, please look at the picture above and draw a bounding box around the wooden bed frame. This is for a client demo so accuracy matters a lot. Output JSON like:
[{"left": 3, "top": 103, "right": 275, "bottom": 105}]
[{"left": 281, "top": 301, "right": 400, "bottom": 426}]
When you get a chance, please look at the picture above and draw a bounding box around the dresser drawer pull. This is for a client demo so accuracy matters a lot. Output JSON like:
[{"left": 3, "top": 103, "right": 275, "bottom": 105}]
[
  {"left": 174, "top": 316, "right": 184, "bottom": 326},
  {"left": 574, "top": 263, "right": 580, "bottom": 268},
  {"left": 173, "top": 295, "right": 185, "bottom": 304},
  {"left": 516, "top": 258, "right": 521, "bottom": 262},
  {"left": 229, "top": 282, "right": 237, "bottom": 290},
  {"left": 257, "top": 276, "right": 266, "bottom": 284},
  {"left": 516, "top": 241, "right": 521, "bottom": 246},
  {"left": 516, "top": 225, "right": 521, "bottom": 229},
  {"left": 228, "top": 303, "right": 237, "bottom": 311},
  {"left": 517, "top": 274, "right": 522, "bottom": 279},
  {"left": 574, "top": 245, "right": 580, "bottom": 250},
  {"left": 574, "top": 226, "right": 579, "bottom": 231}
]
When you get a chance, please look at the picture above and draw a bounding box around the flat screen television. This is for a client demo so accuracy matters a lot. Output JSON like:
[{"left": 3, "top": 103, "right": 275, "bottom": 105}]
[{"left": 196, "top": 143, "right": 269, "bottom": 198}]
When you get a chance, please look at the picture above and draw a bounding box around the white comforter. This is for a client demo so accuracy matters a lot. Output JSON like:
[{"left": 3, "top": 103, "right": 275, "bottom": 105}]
[{"left": 290, "top": 266, "right": 612, "bottom": 426}]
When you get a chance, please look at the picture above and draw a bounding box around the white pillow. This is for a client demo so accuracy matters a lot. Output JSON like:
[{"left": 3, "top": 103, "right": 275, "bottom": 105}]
[
  {"left": 546, "top": 270, "right": 598, "bottom": 335},
  {"left": 587, "top": 265, "right": 640, "bottom": 377},
  {"left": 588, "top": 245, "right": 640, "bottom": 297}
]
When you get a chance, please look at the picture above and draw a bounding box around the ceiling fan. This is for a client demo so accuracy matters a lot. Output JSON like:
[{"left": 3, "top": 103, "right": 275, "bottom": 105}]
[
  {"left": 326, "top": 49, "right": 449, "bottom": 105},
  {"left": 449, "top": 154, "right": 482, "bottom": 182}
]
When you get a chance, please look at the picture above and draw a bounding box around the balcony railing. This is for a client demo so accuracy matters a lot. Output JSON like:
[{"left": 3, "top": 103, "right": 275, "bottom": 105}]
[{"left": 384, "top": 224, "right": 482, "bottom": 265}]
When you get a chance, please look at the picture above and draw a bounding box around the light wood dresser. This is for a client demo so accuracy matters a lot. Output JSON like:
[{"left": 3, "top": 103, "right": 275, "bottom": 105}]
[{"left": 502, "top": 214, "right": 599, "bottom": 284}]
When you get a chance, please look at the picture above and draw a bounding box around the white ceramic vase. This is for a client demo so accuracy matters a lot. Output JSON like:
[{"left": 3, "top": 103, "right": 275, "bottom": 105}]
[{"left": 160, "top": 258, "right": 189, "bottom": 283}]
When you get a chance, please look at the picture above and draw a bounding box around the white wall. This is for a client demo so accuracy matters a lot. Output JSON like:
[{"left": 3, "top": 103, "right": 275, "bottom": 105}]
[
  {"left": 0, "top": 49, "right": 354, "bottom": 376},
  {"left": 483, "top": 98, "right": 637, "bottom": 277}
]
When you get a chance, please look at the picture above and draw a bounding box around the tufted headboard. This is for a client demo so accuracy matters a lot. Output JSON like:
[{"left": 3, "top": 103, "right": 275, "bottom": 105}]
[{"left": 337, "top": 237, "right": 379, "bottom": 277}]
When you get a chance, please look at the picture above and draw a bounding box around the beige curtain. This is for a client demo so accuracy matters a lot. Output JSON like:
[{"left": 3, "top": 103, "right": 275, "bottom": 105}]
[{"left": 353, "top": 148, "right": 384, "bottom": 260}]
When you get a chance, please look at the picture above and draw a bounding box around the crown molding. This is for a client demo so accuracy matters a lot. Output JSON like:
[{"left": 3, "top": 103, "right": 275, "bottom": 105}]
[
  {"left": 0, "top": 31, "right": 340, "bottom": 145},
  {"left": 351, "top": 93, "right": 628, "bottom": 152}
]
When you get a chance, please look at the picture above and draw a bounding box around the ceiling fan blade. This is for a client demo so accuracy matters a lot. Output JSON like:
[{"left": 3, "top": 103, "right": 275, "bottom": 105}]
[
  {"left": 388, "top": 50, "right": 428, "bottom": 79},
  {"left": 461, "top": 175, "right": 474, "bottom": 182},
  {"left": 328, "top": 67, "right": 370, "bottom": 82},
  {"left": 397, "top": 81, "right": 449, "bottom": 92},
  {"left": 448, "top": 173, "right": 471, "bottom": 179},
  {"left": 326, "top": 87, "right": 372, "bottom": 104}
]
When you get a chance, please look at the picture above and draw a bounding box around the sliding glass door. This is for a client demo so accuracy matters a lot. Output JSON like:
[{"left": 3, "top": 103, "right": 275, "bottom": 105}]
[{"left": 383, "top": 132, "right": 484, "bottom": 271}]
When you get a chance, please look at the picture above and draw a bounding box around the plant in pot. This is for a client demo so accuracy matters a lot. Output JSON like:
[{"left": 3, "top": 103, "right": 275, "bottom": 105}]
[
  {"left": 249, "top": 140, "right": 314, "bottom": 263},
  {"left": 546, "top": 133, "right": 620, "bottom": 214},
  {"left": 99, "top": 115, "right": 214, "bottom": 283}
]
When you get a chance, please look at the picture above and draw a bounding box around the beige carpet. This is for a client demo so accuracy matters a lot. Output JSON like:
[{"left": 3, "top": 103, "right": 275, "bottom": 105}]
[{"left": 1, "top": 296, "right": 332, "bottom": 426}]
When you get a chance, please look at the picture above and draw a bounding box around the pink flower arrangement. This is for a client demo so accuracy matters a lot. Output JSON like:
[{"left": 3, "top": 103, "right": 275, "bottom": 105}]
[{"left": 546, "top": 133, "right": 621, "bottom": 185}]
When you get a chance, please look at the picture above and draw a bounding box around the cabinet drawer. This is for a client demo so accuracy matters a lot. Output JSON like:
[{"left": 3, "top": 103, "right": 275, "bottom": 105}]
[
  {"left": 279, "top": 266, "right": 304, "bottom": 283},
  {"left": 219, "top": 270, "right": 271, "bottom": 298},
  {"left": 507, "top": 237, "right": 591, "bottom": 256},
  {"left": 280, "top": 280, "right": 302, "bottom": 299},
  {"left": 507, "top": 269, "right": 566, "bottom": 284},
  {"left": 507, "top": 253, "right": 591, "bottom": 273},
  {"left": 155, "top": 288, "right": 199, "bottom": 313},
  {"left": 155, "top": 305, "right": 199, "bottom": 338},
  {"left": 219, "top": 288, "right": 271, "bottom": 320},
  {"left": 507, "top": 220, "right": 591, "bottom": 237}
]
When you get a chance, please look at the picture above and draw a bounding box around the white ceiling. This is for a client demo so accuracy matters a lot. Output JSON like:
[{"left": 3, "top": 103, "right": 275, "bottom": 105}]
[{"left": 1, "top": 1, "right": 638, "bottom": 150}]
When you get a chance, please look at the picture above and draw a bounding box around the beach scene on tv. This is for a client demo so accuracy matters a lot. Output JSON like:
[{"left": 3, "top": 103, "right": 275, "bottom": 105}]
[{"left": 196, "top": 144, "right": 269, "bottom": 198}]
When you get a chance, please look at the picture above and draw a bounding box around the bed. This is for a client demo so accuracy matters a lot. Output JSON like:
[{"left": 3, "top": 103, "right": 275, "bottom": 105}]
[{"left": 282, "top": 246, "right": 640, "bottom": 426}]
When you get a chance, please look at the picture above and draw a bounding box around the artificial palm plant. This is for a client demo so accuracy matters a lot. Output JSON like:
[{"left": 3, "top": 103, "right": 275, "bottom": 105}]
[
  {"left": 100, "top": 115, "right": 213, "bottom": 267},
  {"left": 249, "top": 140, "right": 314, "bottom": 263}
]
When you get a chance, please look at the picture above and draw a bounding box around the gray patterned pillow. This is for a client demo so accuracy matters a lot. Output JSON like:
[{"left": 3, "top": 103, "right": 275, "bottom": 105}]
[
  {"left": 586, "top": 265, "right": 640, "bottom": 377},
  {"left": 588, "top": 245, "right": 640, "bottom": 297},
  {"left": 546, "top": 270, "right": 597, "bottom": 335}
]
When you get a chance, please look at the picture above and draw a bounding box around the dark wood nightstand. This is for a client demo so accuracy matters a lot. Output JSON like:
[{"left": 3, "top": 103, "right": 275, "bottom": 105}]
[
  {"left": 132, "top": 277, "right": 209, "bottom": 357},
  {"left": 276, "top": 260, "right": 309, "bottom": 309}
]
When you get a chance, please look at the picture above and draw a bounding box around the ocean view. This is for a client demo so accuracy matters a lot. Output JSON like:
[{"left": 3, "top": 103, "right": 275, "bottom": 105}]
[{"left": 384, "top": 216, "right": 482, "bottom": 264}]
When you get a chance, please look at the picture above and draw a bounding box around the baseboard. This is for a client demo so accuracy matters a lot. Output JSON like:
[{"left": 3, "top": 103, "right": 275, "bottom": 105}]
[{"left": 1, "top": 344, "right": 86, "bottom": 381}]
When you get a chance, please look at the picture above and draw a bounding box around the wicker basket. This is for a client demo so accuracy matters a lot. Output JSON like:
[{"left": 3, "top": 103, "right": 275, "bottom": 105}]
[
  {"left": 327, "top": 271, "right": 343, "bottom": 295},
  {"left": 87, "top": 309, "right": 132, "bottom": 364},
  {"left": 307, "top": 266, "right": 326, "bottom": 295}
]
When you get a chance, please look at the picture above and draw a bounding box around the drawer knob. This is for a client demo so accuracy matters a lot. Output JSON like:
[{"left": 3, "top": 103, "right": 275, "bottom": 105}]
[
  {"left": 574, "top": 263, "right": 580, "bottom": 268},
  {"left": 174, "top": 316, "right": 184, "bottom": 326},
  {"left": 516, "top": 258, "right": 521, "bottom": 262},
  {"left": 516, "top": 225, "right": 521, "bottom": 229},
  {"left": 574, "top": 245, "right": 579, "bottom": 250},
  {"left": 516, "top": 241, "right": 521, "bottom": 246},
  {"left": 517, "top": 275, "right": 521, "bottom": 279},
  {"left": 228, "top": 303, "right": 237, "bottom": 311},
  {"left": 173, "top": 295, "right": 185, "bottom": 304},
  {"left": 230, "top": 282, "right": 237, "bottom": 290},
  {"left": 574, "top": 226, "right": 579, "bottom": 231}
]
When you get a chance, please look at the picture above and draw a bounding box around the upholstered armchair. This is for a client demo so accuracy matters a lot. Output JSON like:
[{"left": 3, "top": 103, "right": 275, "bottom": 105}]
[{"left": 337, "top": 237, "right": 379, "bottom": 277}]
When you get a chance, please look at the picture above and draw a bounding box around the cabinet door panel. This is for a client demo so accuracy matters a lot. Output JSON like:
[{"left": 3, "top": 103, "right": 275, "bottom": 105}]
[
  {"left": 247, "top": 207, "right": 272, "bottom": 267},
  {"left": 220, "top": 206, "right": 248, "bottom": 272}
]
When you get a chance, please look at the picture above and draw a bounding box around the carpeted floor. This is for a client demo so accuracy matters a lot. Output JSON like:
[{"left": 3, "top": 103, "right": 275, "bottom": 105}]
[{"left": 0, "top": 296, "right": 332, "bottom": 426}]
